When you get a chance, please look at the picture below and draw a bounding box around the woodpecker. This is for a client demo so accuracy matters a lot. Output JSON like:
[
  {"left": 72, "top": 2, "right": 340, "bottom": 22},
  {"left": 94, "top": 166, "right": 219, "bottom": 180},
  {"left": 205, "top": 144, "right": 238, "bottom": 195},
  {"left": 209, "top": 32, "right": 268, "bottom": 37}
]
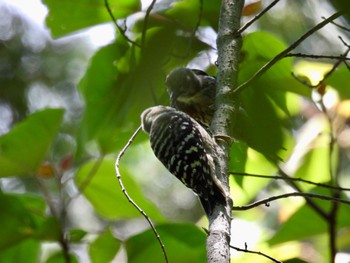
[
  {"left": 141, "top": 106, "right": 226, "bottom": 216},
  {"left": 166, "top": 68, "right": 216, "bottom": 127}
]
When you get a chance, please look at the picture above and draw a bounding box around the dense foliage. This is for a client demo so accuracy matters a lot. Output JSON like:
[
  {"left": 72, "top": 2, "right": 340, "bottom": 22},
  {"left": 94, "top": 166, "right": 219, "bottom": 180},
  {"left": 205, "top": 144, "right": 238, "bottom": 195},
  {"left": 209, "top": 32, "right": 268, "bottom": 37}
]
[{"left": 0, "top": 0, "right": 350, "bottom": 262}]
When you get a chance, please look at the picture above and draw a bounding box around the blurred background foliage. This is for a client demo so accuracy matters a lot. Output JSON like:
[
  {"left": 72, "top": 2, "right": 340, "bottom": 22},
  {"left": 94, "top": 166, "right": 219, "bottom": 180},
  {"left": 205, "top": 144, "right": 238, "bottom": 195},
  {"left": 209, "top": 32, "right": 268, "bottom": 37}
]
[{"left": 0, "top": 0, "right": 350, "bottom": 262}]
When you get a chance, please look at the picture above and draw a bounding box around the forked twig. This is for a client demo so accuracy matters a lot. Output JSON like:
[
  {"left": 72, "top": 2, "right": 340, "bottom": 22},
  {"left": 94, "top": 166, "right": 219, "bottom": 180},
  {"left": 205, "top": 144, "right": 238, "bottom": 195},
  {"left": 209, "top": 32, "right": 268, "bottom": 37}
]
[{"left": 115, "top": 125, "right": 169, "bottom": 263}]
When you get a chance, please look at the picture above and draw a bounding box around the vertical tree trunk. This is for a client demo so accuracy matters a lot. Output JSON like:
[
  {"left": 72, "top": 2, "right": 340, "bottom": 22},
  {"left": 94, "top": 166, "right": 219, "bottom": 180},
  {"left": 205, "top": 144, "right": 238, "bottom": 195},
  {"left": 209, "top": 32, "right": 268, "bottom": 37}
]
[{"left": 207, "top": 0, "right": 244, "bottom": 262}]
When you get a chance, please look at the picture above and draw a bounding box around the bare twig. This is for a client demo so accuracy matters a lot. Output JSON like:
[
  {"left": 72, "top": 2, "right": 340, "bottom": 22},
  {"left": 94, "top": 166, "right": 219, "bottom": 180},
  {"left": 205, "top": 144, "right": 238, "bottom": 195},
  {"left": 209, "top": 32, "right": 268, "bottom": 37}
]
[
  {"left": 232, "top": 192, "right": 350, "bottom": 211},
  {"left": 238, "top": 0, "right": 281, "bottom": 34},
  {"left": 322, "top": 16, "right": 350, "bottom": 32},
  {"left": 234, "top": 11, "right": 343, "bottom": 94},
  {"left": 286, "top": 53, "right": 350, "bottom": 61},
  {"left": 320, "top": 43, "right": 350, "bottom": 85},
  {"left": 36, "top": 177, "right": 71, "bottom": 263},
  {"left": 115, "top": 125, "right": 169, "bottom": 263},
  {"left": 230, "top": 244, "right": 282, "bottom": 263},
  {"left": 182, "top": 0, "right": 204, "bottom": 58},
  {"left": 104, "top": 0, "right": 141, "bottom": 47},
  {"left": 141, "top": 0, "right": 157, "bottom": 48},
  {"left": 230, "top": 171, "right": 350, "bottom": 191}
]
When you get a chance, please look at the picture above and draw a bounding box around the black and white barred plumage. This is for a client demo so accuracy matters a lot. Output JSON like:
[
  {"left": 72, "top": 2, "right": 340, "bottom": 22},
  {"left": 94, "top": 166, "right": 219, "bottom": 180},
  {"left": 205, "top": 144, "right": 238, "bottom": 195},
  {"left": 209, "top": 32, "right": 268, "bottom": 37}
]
[
  {"left": 141, "top": 106, "right": 226, "bottom": 216},
  {"left": 166, "top": 68, "right": 216, "bottom": 127}
]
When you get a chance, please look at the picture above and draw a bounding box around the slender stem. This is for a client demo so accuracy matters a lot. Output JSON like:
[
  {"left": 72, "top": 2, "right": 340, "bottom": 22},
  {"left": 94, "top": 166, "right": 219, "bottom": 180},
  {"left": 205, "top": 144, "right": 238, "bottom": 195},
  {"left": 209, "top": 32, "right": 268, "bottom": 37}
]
[
  {"left": 232, "top": 192, "right": 350, "bottom": 211},
  {"left": 230, "top": 171, "right": 350, "bottom": 191},
  {"left": 115, "top": 126, "right": 169, "bottom": 263},
  {"left": 237, "top": 0, "right": 281, "bottom": 34}
]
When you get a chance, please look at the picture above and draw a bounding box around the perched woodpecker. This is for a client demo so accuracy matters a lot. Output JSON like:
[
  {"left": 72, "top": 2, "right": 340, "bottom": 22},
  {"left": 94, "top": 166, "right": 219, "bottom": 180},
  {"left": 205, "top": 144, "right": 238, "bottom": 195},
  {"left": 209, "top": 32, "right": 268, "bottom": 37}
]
[
  {"left": 141, "top": 106, "right": 226, "bottom": 216},
  {"left": 166, "top": 68, "right": 216, "bottom": 127}
]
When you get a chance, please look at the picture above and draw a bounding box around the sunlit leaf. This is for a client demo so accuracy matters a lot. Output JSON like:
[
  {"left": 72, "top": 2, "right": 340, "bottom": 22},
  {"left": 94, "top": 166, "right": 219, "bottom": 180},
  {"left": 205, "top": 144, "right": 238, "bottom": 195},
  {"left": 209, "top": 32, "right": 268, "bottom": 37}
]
[
  {"left": 293, "top": 60, "right": 333, "bottom": 86},
  {"left": 75, "top": 159, "right": 164, "bottom": 220},
  {"left": 126, "top": 224, "right": 206, "bottom": 263},
  {"left": 43, "top": 0, "right": 141, "bottom": 37},
  {"left": 284, "top": 114, "right": 331, "bottom": 185},
  {"left": 0, "top": 108, "right": 64, "bottom": 177}
]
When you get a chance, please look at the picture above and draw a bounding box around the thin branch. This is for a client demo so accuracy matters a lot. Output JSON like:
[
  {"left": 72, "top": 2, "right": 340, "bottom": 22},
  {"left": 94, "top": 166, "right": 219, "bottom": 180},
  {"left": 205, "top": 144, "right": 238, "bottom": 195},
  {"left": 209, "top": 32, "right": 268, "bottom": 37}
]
[
  {"left": 234, "top": 11, "right": 343, "bottom": 94},
  {"left": 322, "top": 16, "right": 350, "bottom": 32},
  {"left": 104, "top": 0, "right": 141, "bottom": 47},
  {"left": 237, "top": 0, "right": 281, "bottom": 34},
  {"left": 141, "top": 0, "right": 157, "bottom": 48},
  {"left": 232, "top": 192, "right": 350, "bottom": 211},
  {"left": 230, "top": 244, "right": 282, "bottom": 263},
  {"left": 115, "top": 125, "right": 169, "bottom": 263},
  {"left": 320, "top": 43, "right": 350, "bottom": 85},
  {"left": 286, "top": 53, "right": 350, "bottom": 61},
  {"left": 36, "top": 177, "right": 71, "bottom": 263},
  {"left": 230, "top": 171, "right": 350, "bottom": 191},
  {"left": 168, "top": 0, "right": 204, "bottom": 59}
]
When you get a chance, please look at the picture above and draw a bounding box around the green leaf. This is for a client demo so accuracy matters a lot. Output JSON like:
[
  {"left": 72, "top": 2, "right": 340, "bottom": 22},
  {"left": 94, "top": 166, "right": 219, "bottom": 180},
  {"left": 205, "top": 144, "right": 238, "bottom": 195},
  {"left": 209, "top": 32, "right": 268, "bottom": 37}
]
[
  {"left": 45, "top": 252, "right": 78, "bottom": 263},
  {"left": 233, "top": 88, "right": 294, "bottom": 164},
  {"left": 0, "top": 193, "right": 46, "bottom": 249},
  {"left": 78, "top": 29, "right": 207, "bottom": 154},
  {"left": 126, "top": 224, "right": 206, "bottom": 263},
  {"left": 240, "top": 31, "right": 310, "bottom": 96},
  {"left": 0, "top": 239, "right": 40, "bottom": 263},
  {"left": 89, "top": 228, "right": 121, "bottom": 263},
  {"left": 75, "top": 159, "right": 164, "bottom": 220},
  {"left": 0, "top": 108, "right": 64, "bottom": 177},
  {"left": 326, "top": 65, "right": 350, "bottom": 100},
  {"left": 288, "top": 114, "right": 331, "bottom": 185},
  {"left": 43, "top": 0, "right": 141, "bottom": 37},
  {"left": 269, "top": 189, "right": 350, "bottom": 245},
  {"left": 68, "top": 229, "right": 88, "bottom": 243}
]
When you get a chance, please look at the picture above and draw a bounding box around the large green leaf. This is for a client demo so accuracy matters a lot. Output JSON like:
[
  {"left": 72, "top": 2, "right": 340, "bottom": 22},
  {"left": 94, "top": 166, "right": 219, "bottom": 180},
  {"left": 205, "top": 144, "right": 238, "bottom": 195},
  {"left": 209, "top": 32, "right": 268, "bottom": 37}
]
[
  {"left": 0, "top": 193, "right": 48, "bottom": 249},
  {"left": 89, "top": 228, "right": 121, "bottom": 263},
  {"left": 75, "top": 159, "right": 164, "bottom": 220},
  {"left": 269, "top": 188, "right": 350, "bottom": 245},
  {"left": 43, "top": 0, "right": 141, "bottom": 37},
  {"left": 230, "top": 31, "right": 305, "bottom": 165},
  {"left": 239, "top": 31, "right": 310, "bottom": 96},
  {"left": 0, "top": 109, "right": 64, "bottom": 177},
  {"left": 0, "top": 239, "right": 40, "bottom": 263},
  {"left": 231, "top": 88, "right": 296, "bottom": 166},
  {"left": 126, "top": 224, "right": 206, "bottom": 263},
  {"left": 78, "top": 27, "right": 208, "bottom": 155}
]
